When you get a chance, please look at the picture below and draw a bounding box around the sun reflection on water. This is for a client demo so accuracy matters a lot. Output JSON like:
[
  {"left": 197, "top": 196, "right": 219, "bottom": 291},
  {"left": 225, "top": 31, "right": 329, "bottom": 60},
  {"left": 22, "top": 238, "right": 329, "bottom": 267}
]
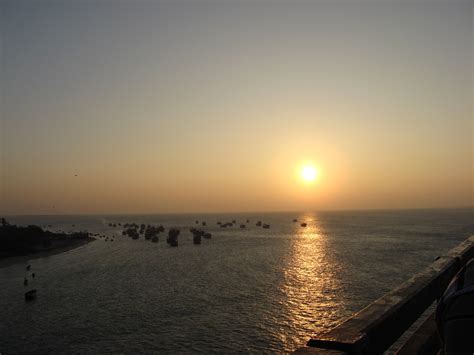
[{"left": 278, "top": 213, "right": 347, "bottom": 349}]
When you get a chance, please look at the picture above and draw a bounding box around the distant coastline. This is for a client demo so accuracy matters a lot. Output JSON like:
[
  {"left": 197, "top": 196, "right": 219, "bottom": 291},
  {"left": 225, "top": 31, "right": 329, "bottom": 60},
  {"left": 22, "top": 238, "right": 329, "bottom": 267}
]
[
  {"left": 0, "top": 236, "right": 95, "bottom": 269},
  {"left": 0, "top": 218, "right": 96, "bottom": 269}
]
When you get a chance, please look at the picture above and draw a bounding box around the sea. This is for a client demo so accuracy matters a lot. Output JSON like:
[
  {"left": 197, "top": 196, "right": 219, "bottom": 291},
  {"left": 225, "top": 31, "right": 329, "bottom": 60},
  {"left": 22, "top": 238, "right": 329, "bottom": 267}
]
[{"left": 0, "top": 208, "right": 473, "bottom": 353}]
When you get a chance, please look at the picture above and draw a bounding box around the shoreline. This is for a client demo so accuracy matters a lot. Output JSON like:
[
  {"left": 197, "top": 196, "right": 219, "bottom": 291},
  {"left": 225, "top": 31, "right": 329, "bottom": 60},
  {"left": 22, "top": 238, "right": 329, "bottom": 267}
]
[{"left": 0, "top": 237, "right": 96, "bottom": 269}]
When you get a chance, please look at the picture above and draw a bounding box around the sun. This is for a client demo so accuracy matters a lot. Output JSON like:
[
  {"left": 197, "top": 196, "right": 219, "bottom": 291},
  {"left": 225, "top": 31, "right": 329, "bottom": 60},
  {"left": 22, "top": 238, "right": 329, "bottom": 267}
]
[{"left": 301, "top": 165, "right": 318, "bottom": 182}]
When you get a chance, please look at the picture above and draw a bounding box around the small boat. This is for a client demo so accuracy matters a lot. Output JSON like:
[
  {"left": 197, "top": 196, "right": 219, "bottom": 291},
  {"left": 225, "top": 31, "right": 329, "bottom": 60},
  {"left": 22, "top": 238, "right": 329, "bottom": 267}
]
[
  {"left": 262, "top": 224, "right": 270, "bottom": 229},
  {"left": 256, "top": 221, "right": 262, "bottom": 227},
  {"left": 217, "top": 221, "right": 222, "bottom": 225},
  {"left": 25, "top": 289, "right": 37, "bottom": 301},
  {"left": 232, "top": 220, "right": 236, "bottom": 224},
  {"left": 193, "top": 234, "right": 201, "bottom": 244},
  {"left": 167, "top": 228, "right": 180, "bottom": 246},
  {"left": 32, "top": 273, "right": 35, "bottom": 278},
  {"left": 240, "top": 224, "right": 246, "bottom": 229},
  {"left": 293, "top": 219, "right": 297, "bottom": 222},
  {"left": 203, "top": 232, "right": 212, "bottom": 239},
  {"left": 301, "top": 223, "right": 307, "bottom": 227},
  {"left": 195, "top": 220, "right": 199, "bottom": 224},
  {"left": 202, "top": 221, "right": 207, "bottom": 226},
  {"left": 246, "top": 219, "right": 250, "bottom": 223},
  {"left": 170, "top": 240, "right": 178, "bottom": 247}
]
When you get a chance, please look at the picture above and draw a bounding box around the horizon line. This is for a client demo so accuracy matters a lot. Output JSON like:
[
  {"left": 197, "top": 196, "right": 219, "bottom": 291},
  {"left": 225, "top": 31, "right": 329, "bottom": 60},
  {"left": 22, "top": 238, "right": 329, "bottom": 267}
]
[{"left": 2, "top": 205, "right": 473, "bottom": 217}]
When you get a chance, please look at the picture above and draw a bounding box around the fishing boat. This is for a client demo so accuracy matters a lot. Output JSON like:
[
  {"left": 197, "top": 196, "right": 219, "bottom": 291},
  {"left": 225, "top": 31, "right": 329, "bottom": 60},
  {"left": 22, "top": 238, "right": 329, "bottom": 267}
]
[
  {"left": 193, "top": 234, "right": 201, "bottom": 244},
  {"left": 24, "top": 289, "right": 37, "bottom": 301},
  {"left": 167, "top": 228, "right": 180, "bottom": 247}
]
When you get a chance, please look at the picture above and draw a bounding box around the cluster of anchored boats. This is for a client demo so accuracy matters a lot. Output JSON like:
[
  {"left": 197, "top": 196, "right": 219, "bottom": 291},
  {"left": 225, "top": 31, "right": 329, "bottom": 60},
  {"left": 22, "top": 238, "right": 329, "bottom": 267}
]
[
  {"left": 48, "top": 217, "right": 309, "bottom": 250},
  {"left": 104, "top": 217, "right": 310, "bottom": 247},
  {"left": 105, "top": 218, "right": 279, "bottom": 247},
  {"left": 118, "top": 223, "right": 210, "bottom": 247},
  {"left": 217, "top": 219, "right": 272, "bottom": 229},
  {"left": 93, "top": 232, "right": 115, "bottom": 242},
  {"left": 121, "top": 223, "right": 165, "bottom": 242}
]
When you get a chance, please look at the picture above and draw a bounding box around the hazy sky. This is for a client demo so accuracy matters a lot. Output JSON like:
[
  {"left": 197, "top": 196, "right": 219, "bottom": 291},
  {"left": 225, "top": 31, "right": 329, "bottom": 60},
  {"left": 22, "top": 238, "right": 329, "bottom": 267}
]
[{"left": 1, "top": 0, "right": 472, "bottom": 215}]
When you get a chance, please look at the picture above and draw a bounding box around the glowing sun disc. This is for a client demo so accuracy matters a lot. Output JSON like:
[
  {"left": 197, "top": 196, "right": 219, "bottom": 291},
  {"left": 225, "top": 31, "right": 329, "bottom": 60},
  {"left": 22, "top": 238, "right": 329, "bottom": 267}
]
[{"left": 301, "top": 165, "right": 317, "bottom": 181}]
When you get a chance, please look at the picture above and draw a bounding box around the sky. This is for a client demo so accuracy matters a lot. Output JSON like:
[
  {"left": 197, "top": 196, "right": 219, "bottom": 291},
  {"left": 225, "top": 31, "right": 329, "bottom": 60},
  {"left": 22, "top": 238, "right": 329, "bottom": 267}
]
[{"left": 0, "top": 0, "right": 472, "bottom": 215}]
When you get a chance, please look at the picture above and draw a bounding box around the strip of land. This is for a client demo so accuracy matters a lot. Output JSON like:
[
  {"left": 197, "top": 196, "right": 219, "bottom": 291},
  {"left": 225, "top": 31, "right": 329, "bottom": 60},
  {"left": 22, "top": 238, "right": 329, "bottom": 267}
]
[
  {"left": 0, "top": 236, "right": 95, "bottom": 269},
  {"left": 0, "top": 218, "right": 96, "bottom": 269}
]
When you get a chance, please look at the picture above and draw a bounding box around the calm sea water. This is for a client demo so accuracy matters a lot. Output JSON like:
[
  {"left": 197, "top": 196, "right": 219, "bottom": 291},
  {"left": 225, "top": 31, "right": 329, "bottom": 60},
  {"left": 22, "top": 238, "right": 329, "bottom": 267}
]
[{"left": 1, "top": 209, "right": 473, "bottom": 353}]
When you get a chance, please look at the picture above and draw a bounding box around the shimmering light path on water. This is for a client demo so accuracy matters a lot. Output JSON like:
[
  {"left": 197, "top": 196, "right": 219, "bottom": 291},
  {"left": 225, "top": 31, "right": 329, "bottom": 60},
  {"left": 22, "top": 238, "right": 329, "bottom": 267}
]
[{"left": 1, "top": 209, "right": 472, "bottom": 353}]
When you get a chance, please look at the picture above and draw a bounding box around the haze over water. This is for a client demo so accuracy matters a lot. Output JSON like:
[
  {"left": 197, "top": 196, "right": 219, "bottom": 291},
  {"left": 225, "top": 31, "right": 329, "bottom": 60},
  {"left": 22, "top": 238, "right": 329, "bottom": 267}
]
[{"left": 1, "top": 209, "right": 473, "bottom": 353}]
